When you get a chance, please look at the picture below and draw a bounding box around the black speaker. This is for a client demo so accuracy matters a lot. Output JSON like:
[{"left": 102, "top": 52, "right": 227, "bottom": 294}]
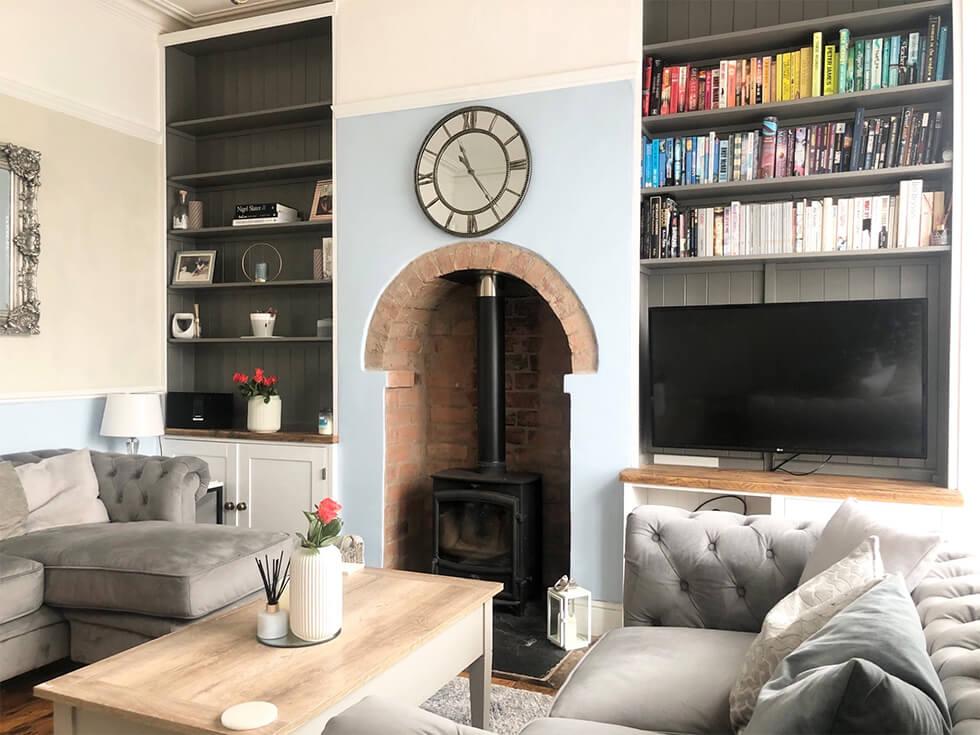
[{"left": 166, "top": 392, "right": 233, "bottom": 430}]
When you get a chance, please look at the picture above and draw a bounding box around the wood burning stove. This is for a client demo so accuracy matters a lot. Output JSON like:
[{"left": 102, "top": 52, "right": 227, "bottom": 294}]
[{"left": 432, "top": 272, "right": 542, "bottom": 614}]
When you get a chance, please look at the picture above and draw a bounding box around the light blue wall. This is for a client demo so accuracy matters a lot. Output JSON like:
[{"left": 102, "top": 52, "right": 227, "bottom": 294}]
[
  {"left": 0, "top": 397, "right": 156, "bottom": 455},
  {"left": 335, "top": 80, "right": 637, "bottom": 602}
]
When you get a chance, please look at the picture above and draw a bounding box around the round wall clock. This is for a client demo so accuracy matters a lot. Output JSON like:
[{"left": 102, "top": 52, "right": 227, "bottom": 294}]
[{"left": 414, "top": 106, "right": 530, "bottom": 237}]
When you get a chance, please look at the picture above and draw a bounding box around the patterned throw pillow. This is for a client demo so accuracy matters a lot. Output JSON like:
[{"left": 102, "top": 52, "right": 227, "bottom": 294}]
[{"left": 729, "top": 536, "right": 884, "bottom": 732}]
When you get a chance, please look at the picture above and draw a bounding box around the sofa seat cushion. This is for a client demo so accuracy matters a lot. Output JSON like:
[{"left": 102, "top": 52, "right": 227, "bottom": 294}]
[
  {"left": 0, "top": 553, "right": 44, "bottom": 624},
  {"left": 524, "top": 720, "right": 667, "bottom": 735},
  {"left": 550, "top": 627, "right": 755, "bottom": 734},
  {"left": 0, "top": 521, "right": 294, "bottom": 619}
]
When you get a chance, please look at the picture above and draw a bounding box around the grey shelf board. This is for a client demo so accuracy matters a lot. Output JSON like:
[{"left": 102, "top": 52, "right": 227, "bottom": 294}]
[
  {"left": 642, "top": 81, "right": 952, "bottom": 136},
  {"left": 641, "top": 246, "right": 951, "bottom": 272},
  {"left": 168, "top": 159, "right": 331, "bottom": 188},
  {"left": 168, "top": 337, "right": 330, "bottom": 344},
  {"left": 644, "top": 0, "right": 951, "bottom": 64},
  {"left": 168, "top": 220, "right": 332, "bottom": 239},
  {"left": 640, "top": 163, "right": 952, "bottom": 202},
  {"left": 169, "top": 279, "right": 331, "bottom": 291},
  {"left": 168, "top": 101, "right": 332, "bottom": 137}
]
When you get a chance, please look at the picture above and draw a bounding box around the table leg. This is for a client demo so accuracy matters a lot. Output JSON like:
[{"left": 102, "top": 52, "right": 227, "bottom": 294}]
[{"left": 467, "top": 599, "right": 492, "bottom": 729}]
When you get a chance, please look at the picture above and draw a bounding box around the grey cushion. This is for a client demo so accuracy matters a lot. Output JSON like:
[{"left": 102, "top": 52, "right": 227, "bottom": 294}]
[
  {"left": 0, "top": 521, "right": 294, "bottom": 619},
  {"left": 0, "top": 606, "right": 68, "bottom": 682},
  {"left": 0, "top": 449, "right": 210, "bottom": 524},
  {"left": 0, "top": 553, "right": 44, "bottom": 624},
  {"left": 0, "top": 462, "right": 28, "bottom": 539},
  {"left": 747, "top": 575, "right": 951, "bottom": 735},
  {"left": 323, "top": 696, "right": 489, "bottom": 735},
  {"left": 550, "top": 626, "right": 755, "bottom": 734},
  {"left": 0, "top": 602, "right": 62, "bottom": 643},
  {"left": 624, "top": 506, "right": 823, "bottom": 631},
  {"left": 913, "top": 547, "right": 980, "bottom": 735}
]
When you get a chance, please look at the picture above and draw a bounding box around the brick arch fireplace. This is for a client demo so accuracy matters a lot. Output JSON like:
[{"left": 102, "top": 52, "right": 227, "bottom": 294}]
[{"left": 364, "top": 241, "right": 597, "bottom": 604}]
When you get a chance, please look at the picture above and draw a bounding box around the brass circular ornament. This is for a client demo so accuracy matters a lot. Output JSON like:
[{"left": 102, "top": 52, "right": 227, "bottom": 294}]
[
  {"left": 414, "top": 106, "right": 530, "bottom": 237},
  {"left": 240, "top": 242, "right": 283, "bottom": 283}
]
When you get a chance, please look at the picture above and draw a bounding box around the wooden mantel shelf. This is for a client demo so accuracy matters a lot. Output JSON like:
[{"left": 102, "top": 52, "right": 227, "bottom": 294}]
[
  {"left": 166, "top": 427, "right": 338, "bottom": 444},
  {"left": 619, "top": 465, "right": 963, "bottom": 508}
]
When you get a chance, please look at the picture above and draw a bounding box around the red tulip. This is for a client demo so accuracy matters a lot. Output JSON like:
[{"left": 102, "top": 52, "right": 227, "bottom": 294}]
[
  {"left": 254, "top": 367, "right": 265, "bottom": 380},
  {"left": 316, "top": 497, "right": 342, "bottom": 524}
]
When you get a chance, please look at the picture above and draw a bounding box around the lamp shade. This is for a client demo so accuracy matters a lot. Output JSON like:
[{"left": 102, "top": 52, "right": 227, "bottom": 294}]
[{"left": 100, "top": 394, "right": 165, "bottom": 438}]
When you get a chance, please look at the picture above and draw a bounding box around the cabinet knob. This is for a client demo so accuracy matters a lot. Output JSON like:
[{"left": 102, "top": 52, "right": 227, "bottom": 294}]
[
  {"left": 223, "top": 501, "right": 235, "bottom": 511},
  {"left": 236, "top": 501, "right": 248, "bottom": 511}
]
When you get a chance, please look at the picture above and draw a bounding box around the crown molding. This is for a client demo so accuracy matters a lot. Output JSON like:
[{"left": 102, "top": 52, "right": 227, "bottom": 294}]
[
  {"left": 131, "top": 0, "right": 323, "bottom": 26},
  {"left": 95, "top": 0, "right": 189, "bottom": 30}
]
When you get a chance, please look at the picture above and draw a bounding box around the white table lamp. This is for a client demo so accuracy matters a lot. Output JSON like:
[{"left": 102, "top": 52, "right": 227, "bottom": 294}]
[{"left": 101, "top": 394, "right": 165, "bottom": 455}]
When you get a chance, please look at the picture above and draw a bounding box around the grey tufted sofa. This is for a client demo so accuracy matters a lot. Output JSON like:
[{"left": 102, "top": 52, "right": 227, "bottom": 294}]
[
  {"left": 0, "top": 449, "right": 295, "bottom": 682},
  {"left": 323, "top": 504, "right": 980, "bottom": 735}
]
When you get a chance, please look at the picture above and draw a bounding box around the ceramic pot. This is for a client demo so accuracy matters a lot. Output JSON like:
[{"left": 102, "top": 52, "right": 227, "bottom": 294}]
[
  {"left": 250, "top": 312, "right": 277, "bottom": 337},
  {"left": 247, "top": 395, "right": 281, "bottom": 433},
  {"left": 289, "top": 545, "right": 342, "bottom": 642}
]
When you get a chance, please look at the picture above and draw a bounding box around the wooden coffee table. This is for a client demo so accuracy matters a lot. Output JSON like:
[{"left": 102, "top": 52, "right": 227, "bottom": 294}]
[{"left": 35, "top": 568, "right": 501, "bottom": 735}]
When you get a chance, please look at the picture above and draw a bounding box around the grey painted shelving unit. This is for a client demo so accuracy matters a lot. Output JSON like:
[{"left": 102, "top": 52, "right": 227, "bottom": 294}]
[
  {"left": 165, "top": 17, "right": 334, "bottom": 434},
  {"left": 639, "top": 0, "right": 954, "bottom": 485}
]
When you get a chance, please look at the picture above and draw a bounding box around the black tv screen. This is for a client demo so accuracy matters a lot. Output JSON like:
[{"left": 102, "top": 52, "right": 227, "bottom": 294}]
[{"left": 649, "top": 299, "right": 927, "bottom": 458}]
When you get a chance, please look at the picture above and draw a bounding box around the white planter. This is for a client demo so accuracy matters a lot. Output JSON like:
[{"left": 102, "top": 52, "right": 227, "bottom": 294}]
[
  {"left": 289, "top": 545, "right": 343, "bottom": 642},
  {"left": 247, "top": 395, "right": 281, "bottom": 433},
  {"left": 250, "top": 313, "right": 277, "bottom": 337}
]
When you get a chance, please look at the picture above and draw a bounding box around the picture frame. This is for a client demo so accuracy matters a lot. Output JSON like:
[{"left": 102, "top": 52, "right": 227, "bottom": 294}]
[
  {"left": 309, "top": 179, "right": 333, "bottom": 221},
  {"left": 172, "top": 250, "right": 216, "bottom": 285}
]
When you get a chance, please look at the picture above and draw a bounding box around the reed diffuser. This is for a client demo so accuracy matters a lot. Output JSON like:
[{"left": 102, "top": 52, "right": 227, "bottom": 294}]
[{"left": 255, "top": 551, "right": 290, "bottom": 640}]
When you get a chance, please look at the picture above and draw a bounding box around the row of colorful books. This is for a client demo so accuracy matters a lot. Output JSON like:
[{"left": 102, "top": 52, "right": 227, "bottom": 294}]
[
  {"left": 640, "top": 182, "right": 946, "bottom": 260},
  {"left": 642, "top": 15, "right": 949, "bottom": 117},
  {"left": 640, "top": 106, "right": 943, "bottom": 189}
]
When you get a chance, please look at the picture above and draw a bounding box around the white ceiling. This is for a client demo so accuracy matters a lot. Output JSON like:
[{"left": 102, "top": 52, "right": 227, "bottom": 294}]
[{"left": 135, "top": 0, "right": 324, "bottom": 26}]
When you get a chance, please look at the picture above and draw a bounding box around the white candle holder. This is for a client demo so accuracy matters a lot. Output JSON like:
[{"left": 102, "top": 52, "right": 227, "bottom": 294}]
[{"left": 547, "top": 577, "right": 592, "bottom": 651}]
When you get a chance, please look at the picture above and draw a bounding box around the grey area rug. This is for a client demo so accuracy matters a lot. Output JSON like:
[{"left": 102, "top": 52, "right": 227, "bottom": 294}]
[{"left": 422, "top": 677, "right": 553, "bottom": 735}]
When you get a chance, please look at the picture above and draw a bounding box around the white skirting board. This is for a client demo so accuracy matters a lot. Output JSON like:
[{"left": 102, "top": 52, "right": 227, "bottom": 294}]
[{"left": 591, "top": 599, "right": 624, "bottom": 636}]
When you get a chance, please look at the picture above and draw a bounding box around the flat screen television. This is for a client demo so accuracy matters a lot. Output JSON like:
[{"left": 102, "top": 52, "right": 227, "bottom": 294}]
[{"left": 648, "top": 299, "right": 927, "bottom": 458}]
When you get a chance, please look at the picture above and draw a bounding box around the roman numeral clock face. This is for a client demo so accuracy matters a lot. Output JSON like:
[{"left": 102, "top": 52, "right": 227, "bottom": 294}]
[{"left": 414, "top": 106, "right": 531, "bottom": 236}]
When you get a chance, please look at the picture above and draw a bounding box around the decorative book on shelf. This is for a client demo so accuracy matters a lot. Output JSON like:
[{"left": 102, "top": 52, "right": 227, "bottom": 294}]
[
  {"left": 640, "top": 179, "right": 946, "bottom": 260},
  {"left": 642, "top": 14, "right": 949, "bottom": 118},
  {"left": 641, "top": 106, "right": 944, "bottom": 189}
]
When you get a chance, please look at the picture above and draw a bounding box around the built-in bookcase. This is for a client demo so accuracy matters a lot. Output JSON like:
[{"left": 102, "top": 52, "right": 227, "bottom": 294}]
[
  {"left": 164, "top": 17, "right": 334, "bottom": 438},
  {"left": 638, "top": 0, "right": 954, "bottom": 484}
]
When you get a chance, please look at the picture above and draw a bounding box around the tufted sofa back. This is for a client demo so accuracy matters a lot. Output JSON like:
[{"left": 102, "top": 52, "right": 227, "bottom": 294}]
[
  {"left": 624, "top": 505, "right": 823, "bottom": 632},
  {"left": 1, "top": 449, "right": 209, "bottom": 524}
]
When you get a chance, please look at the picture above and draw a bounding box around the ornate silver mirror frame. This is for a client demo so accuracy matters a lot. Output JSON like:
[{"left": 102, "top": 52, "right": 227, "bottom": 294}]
[{"left": 0, "top": 143, "right": 41, "bottom": 335}]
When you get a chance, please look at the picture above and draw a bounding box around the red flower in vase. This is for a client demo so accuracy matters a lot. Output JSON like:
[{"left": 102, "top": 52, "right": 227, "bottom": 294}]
[{"left": 316, "top": 498, "right": 342, "bottom": 524}]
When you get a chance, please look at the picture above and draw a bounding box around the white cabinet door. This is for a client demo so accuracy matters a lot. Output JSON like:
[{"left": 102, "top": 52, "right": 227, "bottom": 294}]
[
  {"left": 237, "top": 444, "right": 331, "bottom": 535},
  {"left": 161, "top": 438, "right": 238, "bottom": 525}
]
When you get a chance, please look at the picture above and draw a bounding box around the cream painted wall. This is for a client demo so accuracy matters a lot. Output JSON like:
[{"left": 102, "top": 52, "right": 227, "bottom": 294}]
[
  {"left": 333, "top": 0, "right": 641, "bottom": 113},
  {"left": 0, "top": 93, "right": 163, "bottom": 397},
  {"left": 0, "top": 0, "right": 169, "bottom": 141}
]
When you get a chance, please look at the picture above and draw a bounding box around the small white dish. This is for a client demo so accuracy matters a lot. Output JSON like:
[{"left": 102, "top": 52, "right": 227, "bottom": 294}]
[{"left": 220, "top": 701, "right": 278, "bottom": 731}]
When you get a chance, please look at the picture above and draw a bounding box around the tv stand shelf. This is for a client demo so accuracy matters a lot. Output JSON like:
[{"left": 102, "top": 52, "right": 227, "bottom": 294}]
[{"left": 619, "top": 465, "right": 962, "bottom": 507}]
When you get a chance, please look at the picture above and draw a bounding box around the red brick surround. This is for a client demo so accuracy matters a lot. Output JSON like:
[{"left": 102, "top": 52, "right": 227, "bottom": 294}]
[{"left": 365, "top": 241, "right": 597, "bottom": 575}]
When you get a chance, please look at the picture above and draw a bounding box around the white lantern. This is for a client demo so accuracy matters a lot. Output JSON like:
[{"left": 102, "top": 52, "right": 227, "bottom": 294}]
[{"left": 546, "top": 577, "right": 591, "bottom": 651}]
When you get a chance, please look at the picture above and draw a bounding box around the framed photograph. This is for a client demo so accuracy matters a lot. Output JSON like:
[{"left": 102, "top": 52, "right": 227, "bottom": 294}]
[
  {"left": 310, "top": 179, "right": 333, "bottom": 221},
  {"left": 172, "top": 250, "right": 216, "bottom": 285}
]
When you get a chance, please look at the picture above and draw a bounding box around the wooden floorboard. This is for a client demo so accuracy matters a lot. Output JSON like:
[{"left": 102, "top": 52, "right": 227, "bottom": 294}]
[{"left": 1, "top": 660, "right": 554, "bottom": 735}]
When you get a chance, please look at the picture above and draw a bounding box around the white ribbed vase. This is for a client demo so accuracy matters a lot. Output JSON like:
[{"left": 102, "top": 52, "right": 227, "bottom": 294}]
[
  {"left": 289, "top": 545, "right": 342, "bottom": 642},
  {"left": 247, "top": 395, "right": 281, "bottom": 433}
]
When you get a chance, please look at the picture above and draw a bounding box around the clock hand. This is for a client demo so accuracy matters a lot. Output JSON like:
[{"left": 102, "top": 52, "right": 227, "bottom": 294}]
[
  {"left": 458, "top": 143, "right": 473, "bottom": 172},
  {"left": 458, "top": 142, "right": 500, "bottom": 216}
]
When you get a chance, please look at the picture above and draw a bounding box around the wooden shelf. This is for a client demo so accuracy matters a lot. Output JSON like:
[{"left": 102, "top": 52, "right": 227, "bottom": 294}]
[
  {"left": 168, "top": 220, "right": 331, "bottom": 239},
  {"left": 166, "top": 427, "right": 338, "bottom": 444},
  {"left": 620, "top": 464, "right": 962, "bottom": 507},
  {"left": 167, "top": 337, "right": 330, "bottom": 344},
  {"left": 642, "top": 81, "right": 952, "bottom": 136},
  {"left": 168, "top": 159, "right": 331, "bottom": 188},
  {"left": 640, "top": 163, "right": 952, "bottom": 203},
  {"left": 168, "top": 101, "right": 331, "bottom": 137},
  {"left": 644, "top": 0, "right": 951, "bottom": 63},
  {"left": 169, "top": 279, "right": 331, "bottom": 291},
  {"left": 641, "top": 246, "right": 950, "bottom": 271}
]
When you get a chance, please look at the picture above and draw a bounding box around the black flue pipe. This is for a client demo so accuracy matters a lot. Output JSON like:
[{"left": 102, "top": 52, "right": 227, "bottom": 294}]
[{"left": 477, "top": 272, "right": 505, "bottom": 471}]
